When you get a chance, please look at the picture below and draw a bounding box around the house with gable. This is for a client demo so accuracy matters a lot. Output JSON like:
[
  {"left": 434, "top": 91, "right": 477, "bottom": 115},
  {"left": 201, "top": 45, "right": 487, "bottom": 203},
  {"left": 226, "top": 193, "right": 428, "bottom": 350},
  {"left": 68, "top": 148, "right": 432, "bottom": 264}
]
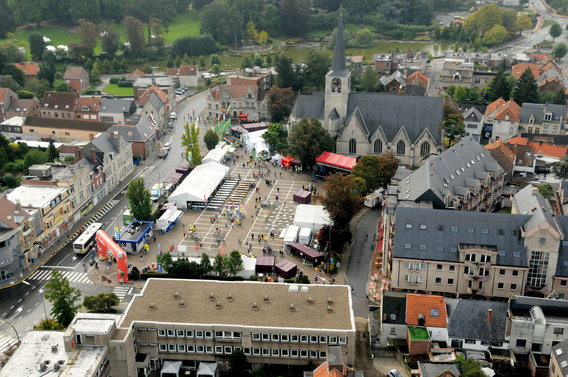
[
  {"left": 12, "top": 62, "right": 40, "bottom": 80},
  {"left": 139, "top": 85, "right": 170, "bottom": 132},
  {"left": 405, "top": 71, "right": 429, "bottom": 97},
  {"left": 460, "top": 104, "right": 486, "bottom": 140},
  {"left": 107, "top": 114, "right": 158, "bottom": 160},
  {"left": 406, "top": 294, "right": 448, "bottom": 343},
  {"left": 99, "top": 97, "right": 136, "bottom": 124},
  {"left": 482, "top": 97, "right": 521, "bottom": 142},
  {"left": 179, "top": 65, "right": 199, "bottom": 87},
  {"left": 418, "top": 363, "right": 461, "bottom": 377},
  {"left": 485, "top": 139, "right": 516, "bottom": 183},
  {"left": 63, "top": 66, "right": 89, "bottom": 92},
  {"left": 520, "top": 103, "right": 566, "bottom": 135},
  {"left": 6, "top": 97, "right": 40, "bottom": 119},
  {"left": 289, "top": 14, "right": 444, "bottom": 167},
  {"left": 378, "top": 292, "right": 408, "bottom": 347},
  {"left": 304, "top": 345, "right": 363, "bottom": 377},
  {"left": 0, "top": 87, "right": 17, "bottom": 122},
  {"left": 133, "top": 76, "right": 174, "bottom": 101},
  {"left": 75, "top": 96, "right": 100, "bottom": 121},
  {"left": 40, "top": 91, "right": 78, "bottom": 120},
  {"left": 379, "top": 71, "right": 406, "bottom": 94}
]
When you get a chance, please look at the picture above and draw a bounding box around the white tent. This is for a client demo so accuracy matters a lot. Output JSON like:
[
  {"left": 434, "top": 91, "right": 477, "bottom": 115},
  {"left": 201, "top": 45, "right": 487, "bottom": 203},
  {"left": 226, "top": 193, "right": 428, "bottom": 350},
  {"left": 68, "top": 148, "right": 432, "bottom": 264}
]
[
  {"left": 298, "top": 227, "right": 312, "bottom": 244},
  {"left": 244, "top": 129, "right": 269, "bottom": 159},
  {"left": 168, "top": 161, "right": 229, "bottom": 209},
  {"left": 202, "top": 145, "right": 230, "bottom": 164},
  {"left": 280, "top": 225, "right": 300, "bottom": 245},
  {"left": 197, "top": 362, "right": 218, "bottom": 377},
  {"left": 293, "top": 204, "right": 331, "bottom": 232}
]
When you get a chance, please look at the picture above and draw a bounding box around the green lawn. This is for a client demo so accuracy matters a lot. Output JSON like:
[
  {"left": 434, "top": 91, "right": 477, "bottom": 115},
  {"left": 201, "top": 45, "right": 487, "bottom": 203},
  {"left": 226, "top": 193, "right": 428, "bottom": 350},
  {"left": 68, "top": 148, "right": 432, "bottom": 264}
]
[
  {"left": 103, "top": 84, "right": 134, "bottom": 96},
  {"left": 542, "top": 19, "right": 556, "bottom": 28},
  {"left": 345, "top": 23, "right": 361, "bottom": 33},
  {"left": 13, "top": 26, "right": 82, "bottom": 59},
  {"left": 162, "top": 12, "right": 201, "bottom": 45},
  {"left": 306, "top": 30, "right": 330, "bottom": 39}
]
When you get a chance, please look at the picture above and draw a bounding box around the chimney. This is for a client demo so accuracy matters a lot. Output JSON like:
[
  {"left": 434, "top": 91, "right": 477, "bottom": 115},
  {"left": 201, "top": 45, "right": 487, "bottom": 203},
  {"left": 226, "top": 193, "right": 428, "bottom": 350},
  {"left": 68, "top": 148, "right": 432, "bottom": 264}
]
[
  {"left": 488, "top": 308, "right": 492, "bottom": 323},
  {"left": 110, "top": 131, "right": 114, "bottom": 138},
  {"left": 91, "top": 148, "right": 96, "bottom": 163},
  {"left": 15, "top": 200, "right": 21, "bottom": 212},
  {"left": 89, "top": 133, "right": 94, "bottom": 141}
]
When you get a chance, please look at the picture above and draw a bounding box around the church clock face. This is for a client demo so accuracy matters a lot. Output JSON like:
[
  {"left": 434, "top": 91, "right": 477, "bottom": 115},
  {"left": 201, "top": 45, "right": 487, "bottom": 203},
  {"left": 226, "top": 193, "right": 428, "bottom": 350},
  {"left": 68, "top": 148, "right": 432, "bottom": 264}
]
[{"left": 331, "top": 77, "right": 342, "bottom": 92}]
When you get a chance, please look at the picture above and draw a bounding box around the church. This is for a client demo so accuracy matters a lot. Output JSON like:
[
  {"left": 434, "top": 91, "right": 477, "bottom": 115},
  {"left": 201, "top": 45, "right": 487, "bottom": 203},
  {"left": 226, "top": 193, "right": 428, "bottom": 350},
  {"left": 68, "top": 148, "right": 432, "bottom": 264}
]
[{"left": 289, "top": 15, "right": 445, "bottom": 167}]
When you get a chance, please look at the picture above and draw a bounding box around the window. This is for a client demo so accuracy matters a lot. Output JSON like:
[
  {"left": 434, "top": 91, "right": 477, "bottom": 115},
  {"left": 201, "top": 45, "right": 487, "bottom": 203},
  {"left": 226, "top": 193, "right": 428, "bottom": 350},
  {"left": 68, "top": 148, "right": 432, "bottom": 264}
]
[
  {"left": 431, "top": 308, "right": 439, "bottom": 317},
  {"left": 480, "top": 255, "right": 491, "bottom": 263},
  {"left": 468, "top": 227, "right": 475, "bottom": 233},
  {"left": 177, "top": 345, "right": 185, "bottom": 352},
  {"left": 404, "top": 243, "right": 411, "bottom": 249},
  {"left": 435, "top": 277, "right": 442, "bottom": 284},
  {"left": 158, "top": 344, "right": 167, "bottom": 352},
  {"left": 262, "top": 348, "right": 270, "bottom": 356},
  {"left": 310, "top": 350, "right": 318, "bottom": 358},
  {"left": 252, "top": 348, "right": 261, "bottom": 356},
  {"left": 329, "top": 336, "right": 337, "bottom": 344},
  {"left": 215, "top": 331, "right": 223, "bottom": 338},
  {"left": 205, "top": 346, "right": 213, "bottom": 354},
  {"left": 281, "top": 334, "right": 289, "bottom": 341},
  {"left": 282, "top": 349, "right": 289, "bottom": 357},
  {"left": 195, "top": 331, "right": 203, "bottom": 338},
  {"left": 420, "top": 224, "right": 427, "bottom": 230},
  {"left": 319, "top": 336, "right": 327, "bottom": 343},
  {"left": 511, "top": 284, "right": 517, "bottom": 290},
  {"left": 339, "top": 337, "right": 347, "bottom": 344},
  {"left": 168, "top": 344, "right": 176, "bottom": 352},
  {"left": 449, "top": 265, "right": 455, "bottom": 272},
  {"left": 271, "top": 334, "right": 279, "bottom": 341},
  {"left": 499, "top": 269, "right": 506, "bottom": 276},
  {"left": 437, "top": 246, "right": 444, "bottom": 252},
  {"left": 396, "top": 140, "right": 406, "bottom": 155},
  {"left": 561, "top": 280, "right": 567, "bottom": 287},
  {"left": 262, "top": 333, "right": 270, "bottom": 341},
  {"left": 196, "top": 345, "right": 204, "bottom": 353},
  {"left": 420, "top": 142, "right": 430, "bottom": 156},
  {"left": 516, "top": 339, "right": 527, "bottom": 347},
  {"left": 290, "top": 350, "right": 299, "bottom": 357},
  {"left": 451, "top": 247, "right": 457, "bottom": 253},
  {"left": 215, "top": 346, "right": 223, "bottom": 354},
  {"left": 451, "top": 226, "right": 458, "bottom": 232},
  {"left": 310, "top": 335, "right": 318, "bottom": 343},
  {"left": 497, "top": 282, "right": 504, "bottom": 289},
  {"left": 243, "top": 348, "right": 251, "bottom": 355},
  {"left": 437, "top": 264, "right": 443, "bottom": 271},
  {"left": 158, "top": 329, "right": 166, "bottom": 337},
  {"left": 225, "top": 346, "right": 232, "bottom": 354},
  {"left": 187, "top": 345, "right": 195, "bottom": 353},
  {"left": 405, "top": 223, "right": 412, "bottom": 229},
  {"left": 290, "top": 335, "right": 299, "bottom": 342},
  {"left": 448, "top": 278, "right": 454, "bottom": 285},
  {"left": 167, "top": 329, "right": 175, "bottom": 337},
  {"left": 252, "top": 333, "right": 260, "bottom": 340},
  {"left": 419, "top": 244, "right": 426, "bottom": 251},
  {"left": 300, "top": 335, "right": 308, "bottom": 343},
  {"left": 348, "top": 138, "right": 356, "bottom": 154},
  {"left": 482, "top": 228, "right": 489, "bottom": 234},
  {"left": 554, "top": 328, "right": 564, "bottom": 335},
  {"left": 271, "top": 349, "right": 279, "bottom": 356},
  {"left": 205, "top": 331, "right": 212, "bottom": 338},
  {"left": 374, "top": 139, "right": 382, "bottom": 154},
  {"left": 300, "top": 350, "right": 308, "bottom": 358},
  {"left": 513, "top": 251, "right": 520, "bottom": 257}
]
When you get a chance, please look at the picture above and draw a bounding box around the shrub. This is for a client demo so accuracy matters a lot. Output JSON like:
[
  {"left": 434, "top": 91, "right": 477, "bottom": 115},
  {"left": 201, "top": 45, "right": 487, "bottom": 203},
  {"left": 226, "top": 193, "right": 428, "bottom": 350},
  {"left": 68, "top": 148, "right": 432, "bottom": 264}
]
[
  {"left": 84, "top": 89, "right": 102, "bottom": 95},
  {"left": 284, "top": 278, "right": 295, "bottom": 283},
  {"left": 130, "top": 266, "right": 140, "bottom": 280},
  {"left": 117, "top": 81, "right": 133, "bottom": 87},
  {"left": 1, "top": 173, "right": 17, "bottom": 188},
  {"left": 109, "top": 77, "right": 120, "bottom": 84},
  {"left": 250, "top": 275, "right": 258, "bottom": 281},
  {"left": 3, "top": 162, "right": 21, "bottom": 172}
]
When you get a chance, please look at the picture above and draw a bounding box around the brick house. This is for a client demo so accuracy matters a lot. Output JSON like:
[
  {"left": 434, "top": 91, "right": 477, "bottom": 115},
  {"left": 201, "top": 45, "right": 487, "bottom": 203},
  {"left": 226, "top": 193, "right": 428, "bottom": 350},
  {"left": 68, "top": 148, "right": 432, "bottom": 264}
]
[
  {"left": 63, "top": 66, "right": 90, "bottom": 92},
  {"left": 40, "top": 91, "right": 78, "bottom": 120}
]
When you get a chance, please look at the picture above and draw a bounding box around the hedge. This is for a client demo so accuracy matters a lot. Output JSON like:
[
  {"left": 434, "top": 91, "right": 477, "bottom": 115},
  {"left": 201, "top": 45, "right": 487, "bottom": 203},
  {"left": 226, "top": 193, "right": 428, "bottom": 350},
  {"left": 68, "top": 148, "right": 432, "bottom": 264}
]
[
  {"left": 109, "top": 77, "right": 120, "bottom": 84},
  {"left": 117, "top": 81, "right": 133, "bottom": 87}
]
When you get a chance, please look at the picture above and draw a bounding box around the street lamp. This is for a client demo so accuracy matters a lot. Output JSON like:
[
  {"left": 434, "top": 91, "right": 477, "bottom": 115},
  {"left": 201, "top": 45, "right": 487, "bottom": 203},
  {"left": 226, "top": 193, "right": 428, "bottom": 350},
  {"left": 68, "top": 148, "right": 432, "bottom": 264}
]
[
  {"left": 21, "top": 280, "right": 48, "bottom": 320},
  {"left": 0, "top": 319, "right": 19, "bottom": 343}
]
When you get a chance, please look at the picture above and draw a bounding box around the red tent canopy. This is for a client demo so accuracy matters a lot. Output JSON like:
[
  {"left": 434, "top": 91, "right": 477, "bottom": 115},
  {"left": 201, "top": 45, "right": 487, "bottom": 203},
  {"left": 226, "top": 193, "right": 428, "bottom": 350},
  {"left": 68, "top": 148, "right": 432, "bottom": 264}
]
[
  {"left": 315, "top": 151, "right": 357, "bottom": 171},
  {"left": 281, "top": 153, "right": 295, "bottom": 168}
]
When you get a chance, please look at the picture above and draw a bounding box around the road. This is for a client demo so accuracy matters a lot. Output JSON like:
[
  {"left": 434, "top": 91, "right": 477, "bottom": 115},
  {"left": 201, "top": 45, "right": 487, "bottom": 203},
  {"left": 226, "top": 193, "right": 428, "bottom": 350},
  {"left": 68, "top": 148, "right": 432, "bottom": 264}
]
[{"left": 0, "top": 91, "right": 208, "bottom": 353}]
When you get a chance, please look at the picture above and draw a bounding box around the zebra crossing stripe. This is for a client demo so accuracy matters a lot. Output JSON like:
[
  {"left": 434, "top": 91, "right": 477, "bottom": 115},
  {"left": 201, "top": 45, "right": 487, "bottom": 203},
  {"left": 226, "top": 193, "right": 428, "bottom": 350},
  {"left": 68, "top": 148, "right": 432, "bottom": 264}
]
[
  {"left": 0, "top": 336, "right": 18, "bottom": 355},
  {"left": 113, "top": 287, "right": 131, "bottom": 301},
  {"left": 29, "top": 269, "right": 94, "bottom": 284}
]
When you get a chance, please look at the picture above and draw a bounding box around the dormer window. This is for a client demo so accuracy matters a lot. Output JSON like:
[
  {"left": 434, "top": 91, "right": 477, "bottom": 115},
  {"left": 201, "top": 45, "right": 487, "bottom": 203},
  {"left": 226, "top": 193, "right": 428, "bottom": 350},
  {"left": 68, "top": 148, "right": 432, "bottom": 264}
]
[
  {"left": 544, "top": 112, "right": 552, "bottom": 121},
  {"left": 82, "top": 106, "right": 89, "bottom": 111}
]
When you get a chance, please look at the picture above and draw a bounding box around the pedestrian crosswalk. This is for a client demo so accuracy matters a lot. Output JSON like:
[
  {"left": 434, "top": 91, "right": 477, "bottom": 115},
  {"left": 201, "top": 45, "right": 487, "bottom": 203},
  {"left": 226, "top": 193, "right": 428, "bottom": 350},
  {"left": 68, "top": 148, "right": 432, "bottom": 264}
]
[
  {"left": 113, "top": 286, "right": 131, "bottom": 302},
  {"left": 0, "top": 336, "right": 18, "bottom": 356},
  {"left": 87, "top": 200, "right": 120, "bottom": 225},
  {"left": 29, "top": 269, "right": 94, "bottom": 285}
]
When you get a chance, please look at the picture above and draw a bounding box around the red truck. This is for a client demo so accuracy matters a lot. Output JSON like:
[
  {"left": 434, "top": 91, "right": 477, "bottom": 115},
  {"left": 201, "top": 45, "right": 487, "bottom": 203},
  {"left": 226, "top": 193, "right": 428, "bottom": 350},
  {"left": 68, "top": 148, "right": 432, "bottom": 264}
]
[{"left": 238, "top": 113, "right": 260, "bottom": 123}]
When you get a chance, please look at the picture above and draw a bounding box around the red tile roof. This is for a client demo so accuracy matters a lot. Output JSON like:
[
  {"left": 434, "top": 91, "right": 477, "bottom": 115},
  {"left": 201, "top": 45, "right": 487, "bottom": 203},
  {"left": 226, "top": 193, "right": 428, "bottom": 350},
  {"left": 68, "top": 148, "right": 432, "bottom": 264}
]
[
  {"left": 179, "top": 65, "right": 198, "bottom": 76},
  {"left": 512, "top": 63, "right": 541, "bottom": 80},
  {"left": 406, "top": 71, "right": 429, "bottom": 87},
  {"left": 165, "top": 68, "right": 179, "bottom": 76},
  {"left": 211, "top": 84, "right": 257, "bottom": 101},
  {"left": 0, "top": 198, "right": 31, "bottom": 229},
  {"left": 77, "top": 97, "right": 100, "bottom": 112},
  {"left": 139, "top": 85, "right": 168, "bottom": 105},
  {"left": 485, "top": 139, "right": 515, "bottom": 165},
  {"left": 313, "top": 362, "right": 347, "bottom": 377},
  {"left": 528, "top": 142, "right": 568, "bottom": 159},
  {"left": 40, "top": 91, "right": 78, "bottom": 110},
  {"left": 63, "top": 66, "right": 87, "bottom": 79},
  {"left": 0, "top": 88, "right": 10, "bottom": 103},
  {"left": 486, "top": 98, "right": 520, "bottom": 122},
  {"left": 12, "top": 62, "right": 39, "bottom": 76},
  {"left": 505, "top": 136, "right": 529, "bottom": 146},
  {"left": 406, "top": 293, "right": 447, "bottom": 328},
  {"left": 529, "top": 53, "right": 551, "bottom": 64}
]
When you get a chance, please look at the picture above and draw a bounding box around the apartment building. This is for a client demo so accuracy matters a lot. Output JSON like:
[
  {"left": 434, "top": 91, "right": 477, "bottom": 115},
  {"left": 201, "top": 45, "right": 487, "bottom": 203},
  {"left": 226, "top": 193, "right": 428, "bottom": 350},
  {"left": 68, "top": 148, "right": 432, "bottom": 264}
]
[
  {"left": 106, "top": 279, "right": 355, "bottom": 376},
  {"left": 440, "top": 59, "right": 473, "bottom": 88},
  {"left": 389, "top": 184, "right": 568, "bottom": 299},
  {"left": 40, "top": 91, "right": 78, "bottom": 120},
  {"left": 520, "top": 103, "right": 566, "bottom": 135}
]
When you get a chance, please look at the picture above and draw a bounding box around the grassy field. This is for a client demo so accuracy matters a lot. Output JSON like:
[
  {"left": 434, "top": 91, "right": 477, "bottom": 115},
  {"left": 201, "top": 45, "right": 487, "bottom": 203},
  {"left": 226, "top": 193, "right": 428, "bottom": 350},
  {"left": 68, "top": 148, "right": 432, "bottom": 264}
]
[
  {"left": 162, "top": 12, "right": 201, "bottom": 44},
  {"left": 103, "top": 84, "right": 134, "bottom": 96}
]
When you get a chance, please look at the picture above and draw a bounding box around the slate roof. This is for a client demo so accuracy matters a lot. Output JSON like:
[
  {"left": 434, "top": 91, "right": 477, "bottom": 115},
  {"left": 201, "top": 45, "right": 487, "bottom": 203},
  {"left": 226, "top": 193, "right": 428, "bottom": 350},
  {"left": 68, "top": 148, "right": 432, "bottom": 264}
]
[
  {"left": 406, "top": 293, "right": 447, "bottom": 328},
  {"left": 394, "top": 206, "right": 529, "bottom": 267},
  {"left": 418, "top": 363, "right": 461, "bottom": 377},
  {"left": 552, "top": 339, "right": 568, "bottom": 372},
  {"left": 509, "top": 296, "right": 568, "bottom": 316},
  {"left": 100, "top": 98, "right": 135, "bottom": 114},
  {"left": 554, "top": 216, "right": 568, "bottom": 277},
  {"left": 344, "top": 92, "right": 444, "bottom": 143},
  {"left": 396, "top": 137, "right": 503, "bottom": 208},
  {"left": 108, "top": 116, "right": 156, "bottom": 142},
  {"left": 381, "top": 292, "right": 407, "bottom": 325},
  {"left": 330, "top": 13, "right": 347, "bottom": 77},
  {"left": 7, "top": 98, "right": 39, "bottom": 113},
  {"left": 291, "top": 93, "right": 325, "bottom": 120},
  {"left": 512, "top": 184, "right": 560, "bottom": 235},
  {"left": 445, "top": 298, "right": 507, "bottom": 342},
  {"left": 520, "top": 103, "right": 566, "bottom": 124}
]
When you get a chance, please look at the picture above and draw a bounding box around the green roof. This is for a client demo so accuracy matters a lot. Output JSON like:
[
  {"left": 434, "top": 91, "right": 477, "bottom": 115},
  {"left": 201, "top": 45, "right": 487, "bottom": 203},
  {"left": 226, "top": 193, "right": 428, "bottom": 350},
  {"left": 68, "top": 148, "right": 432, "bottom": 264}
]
[{"left": 408, "top": 326, "right": 430, "bottom": 341}]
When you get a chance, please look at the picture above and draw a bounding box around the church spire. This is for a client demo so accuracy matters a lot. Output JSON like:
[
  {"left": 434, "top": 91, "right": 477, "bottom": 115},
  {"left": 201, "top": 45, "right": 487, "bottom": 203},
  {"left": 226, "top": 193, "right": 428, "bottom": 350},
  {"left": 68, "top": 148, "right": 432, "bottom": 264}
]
[{"left": 330, "top": 11, "right": 347, "bottom": 75}]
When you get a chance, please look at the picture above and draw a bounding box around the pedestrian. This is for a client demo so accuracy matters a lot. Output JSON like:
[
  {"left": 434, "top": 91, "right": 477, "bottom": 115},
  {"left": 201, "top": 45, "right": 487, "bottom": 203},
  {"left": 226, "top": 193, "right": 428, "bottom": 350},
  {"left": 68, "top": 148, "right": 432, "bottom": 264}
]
[
  {"left": 153, "top": 235, "right": 156, "bottom": 243},
  {"left": 366, "top": 233, "right": 368, "bottom": 240},
  {"left": 140, "top": 254, "right": 143, "bottom": 261},
  {"left": 251, "top": 233, "right": 254, "bottom": 240}
]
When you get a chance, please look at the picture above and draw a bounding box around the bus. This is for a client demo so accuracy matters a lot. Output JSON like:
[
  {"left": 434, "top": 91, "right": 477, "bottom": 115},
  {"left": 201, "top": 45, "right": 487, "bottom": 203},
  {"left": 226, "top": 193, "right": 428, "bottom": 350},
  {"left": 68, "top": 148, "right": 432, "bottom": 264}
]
[{"left": 73, "top": 223, "right": 103, "bottom": 254}]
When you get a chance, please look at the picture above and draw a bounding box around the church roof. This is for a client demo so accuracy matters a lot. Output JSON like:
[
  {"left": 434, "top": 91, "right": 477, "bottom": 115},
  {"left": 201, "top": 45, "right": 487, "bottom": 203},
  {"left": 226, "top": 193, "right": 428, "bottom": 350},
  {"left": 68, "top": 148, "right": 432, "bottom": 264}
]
[
  {"left": 330, "top": 13, "right": 347, "bottom": 76},
  {"left": 345, "top": 93, "right": 444, "bottom": 143},
  {"left": 290, "top": 93, "right": 325, "bottom": 120}
]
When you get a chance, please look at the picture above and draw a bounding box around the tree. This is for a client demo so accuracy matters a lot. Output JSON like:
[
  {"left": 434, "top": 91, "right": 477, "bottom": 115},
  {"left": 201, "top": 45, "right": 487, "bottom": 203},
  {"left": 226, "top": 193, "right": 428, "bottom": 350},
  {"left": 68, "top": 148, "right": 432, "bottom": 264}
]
[
  {"left": 262, "top": 123, "right": 288, "bottom": 153},
  {"left": 0, "top": 147, "right": 8, "bottom": 169},
  {"left": 464, "top": 3, "right": 503, "bottom": 34},
  {"left": 318, "top": 173, "right": 362, "bottom": 227},
  {"left": 142, "top": 63, "right": 152, "bottom": 74},
  {"left": 266, "top": 55, "right": 272, "bottom": 66},
  {"left": 227, "top": 250, "right": 244, "bottom": 277},
  {"left": 2, "top": 173, "right": 17, "bottom": 188},
  {"left": 54, "top": 79, "right": 68, "bottom": 92},
  {"left": 274, "top": 55, "right": 301, "bottom": 91},
  {"left": 123, "top": 16, "right": 145, "bottom": 58},
  {"left": 356, "top": 28, "right": 374, "bottom": 46},
  {"left": 76, "top": 19, "right": 98, "bottom": 57},
  {"left": 456, "top": 355, "right": 485, "bottom": 377},
  {"left": 213, "top": 254, "right": 225, "bottom": 276},
  {"left": 351, "top": 153, "right": 399, "bottom": 194},
  {"left": 100, "top": 22, "right": 120, "bottom": 57},
  {"left": 229, "top": 349, "right": 249, "bottom": 377},
  {"left": 488, "top": 71, "right": 510, "bottom": 101},
  {"left": 199, "top": 56, "right": 206, "bottom": 70},
  {"left": 212, "top": 64, "right": 220, "bottom": 76},
  {"left": 23, "top": 149, "right": 47, "bottom": 171},
  {"left": 210, "top": 54, "right": 221, "bottom": 67},
  {"left": 200, "top": 253, "right": 212, "bottom": 276},
  {"left": 360, "top": 65, "right": 379, "bottom": 92},
  {"left": 553, "top": 42, "right": 568, "bottom": 60},
  {"left": 253, "top": 55, "right": 264, "bottom": 67},
  {"left": 482, "top": 25, "right": 508, "bottom": 46},
  {"left": 550, "top": 22, "right": 562, "bottom": 42},
  {"left": 83, "top": 293, "right": 119, "bottom": 313},
  {"left": 515, "top": 14, "right": 532, "bottom": 32},
  {"left": 126, "top": 178, "right": 153, "bottom": 221},
  {"left": 443, "top": 114, "right": 466, "bottom": 146},
  {"left": 166, "top": 55, "right": 174, "bottom": 68},
  {"left": 453, "top": 85, "right": 468, "bottom": 102},
  {"left": 241, "top": 56, "right": 252, "bottom": 70},
  {"left": 553, "top": 158, "right": 568, "bottom": 179},
  {"left": 288, "top": 117, "right": 335, "bottom": 168},
  {"left": 70, "top": 0, "right": 100, "bottom": 23},
  {"left": 279, "top": 0, "right": 310, "bottom": 36},
  {"left": 181, "top": 122, "right": 202, "bottom": 165},
  {"left": 34, "top": 317, "right": 65, "bottom": 330},
  {"left": 267, "top": 86, "right": 295, "bottom": 123},
  {"left": 204, "top": 129, "right": 220, "bottom": 150},
  {"left": 260, "top": 4, "right": 281, "bottom": 35},
  {"left": 47, "top": 139, "right": 59, "bottom": 161},
  {"left": 44, "top": 270, "right": 81, "bottom": 327},
  {"left": 513, "top": 67, "right": 538, "bottom": 105},
  {"left": 28, "top": 33, "right": 45, "bottom": 60},
  {"left": 303, "top": 51, "right": 330, "bottom": 92},
  {"left": 7, "top": 0, "right": 43, "bottom": 26}
]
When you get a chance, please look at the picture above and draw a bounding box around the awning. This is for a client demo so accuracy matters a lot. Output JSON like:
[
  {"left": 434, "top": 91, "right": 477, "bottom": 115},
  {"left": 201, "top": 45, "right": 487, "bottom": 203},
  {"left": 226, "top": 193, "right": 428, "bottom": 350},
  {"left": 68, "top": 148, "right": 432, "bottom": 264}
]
[
  {"left": 164, "top": 172, "right": 183, "bottom": 185},
  {"left": 315, "top": 151, "right": 357, "bottom": 171},
  {"left": 290, "top": 243, "right": 323, "bottom": 261}
]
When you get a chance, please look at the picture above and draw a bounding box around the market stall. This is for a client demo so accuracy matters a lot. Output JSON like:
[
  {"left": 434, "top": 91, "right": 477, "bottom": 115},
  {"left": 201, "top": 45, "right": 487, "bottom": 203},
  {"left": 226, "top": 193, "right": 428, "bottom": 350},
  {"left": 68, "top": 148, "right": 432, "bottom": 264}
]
[
  {"left": 293, "top": 189, "right": 312, "bottom": 204},
  {"left": 255, "top": 256, "right": 275, "bottom": 274},
  {"left": 275, "top": 259, "right": 298, "bottom": 279}
]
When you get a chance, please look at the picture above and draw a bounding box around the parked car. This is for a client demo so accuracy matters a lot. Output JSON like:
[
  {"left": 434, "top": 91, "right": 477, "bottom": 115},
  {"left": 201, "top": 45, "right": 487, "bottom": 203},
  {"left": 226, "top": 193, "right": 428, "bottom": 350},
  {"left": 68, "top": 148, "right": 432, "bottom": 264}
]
[
  {"left": 164, "top": 142, "right": 170, "bottom": 150},
  {"left": 387, "top": 370, "right": 403, "bottom": 377},
  {"left": 158, "top": 148, "right": 169, "bottom": 158},
  {"left": 168, "top": 121, "right": 174, "bottom": 130}
]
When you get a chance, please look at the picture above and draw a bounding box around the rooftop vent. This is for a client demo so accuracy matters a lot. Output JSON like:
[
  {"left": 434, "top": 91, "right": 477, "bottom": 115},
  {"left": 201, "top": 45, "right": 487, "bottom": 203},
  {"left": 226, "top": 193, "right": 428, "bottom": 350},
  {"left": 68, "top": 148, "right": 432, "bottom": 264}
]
[
  {"left": 209, "top": 293, "right": 215, "bottom": 301},
  {"left": 288, "top": 285, "right": 299, "bottom": 293},
  {"left": 39, "top": 362, "right": 47, "bottom": 372},
  {"left": 252, "top": 302, "right": 258, "bottom": 311},
  {"left": 264, "top": 295, "right": 270, "bottom": 303},
  {"left": 289, "top": 304, "right": 296, "bottom": 312},
  {"left": 174, "top": 292, "right": 180, "bottom": 299},
  {"left": 327, "top": 306, "right": 333, "bottom": 313},
  {"left": 307, "top": 297, "right": 313, "bottom": 304},
  {"left": 54, "top": 363, "right": 61, "bottom": 371},
  {"left": 179, "top": 300, "right": 185, "bottom": 308},
  {"left": 51, "top": 344, "right": 58, "bottom": 352},
  {"left": 227, "top": 294, "right": 233, "bottom": 302},
  {"left": 216, "top": 301, "right": 222, "bottom": 309},
  {"left": 327, "top": 298, "right": 333, "bottom": 304},
  {"left": 301, "top": 286, "right": 309, "bottom": 293}
]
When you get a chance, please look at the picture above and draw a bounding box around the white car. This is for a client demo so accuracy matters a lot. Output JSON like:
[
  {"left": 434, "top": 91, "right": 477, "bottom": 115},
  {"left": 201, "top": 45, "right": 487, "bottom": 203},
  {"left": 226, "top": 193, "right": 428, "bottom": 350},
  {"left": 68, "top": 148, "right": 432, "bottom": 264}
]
[{"left": 164, "top": 142, "right": 170, "bottom": 150}]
